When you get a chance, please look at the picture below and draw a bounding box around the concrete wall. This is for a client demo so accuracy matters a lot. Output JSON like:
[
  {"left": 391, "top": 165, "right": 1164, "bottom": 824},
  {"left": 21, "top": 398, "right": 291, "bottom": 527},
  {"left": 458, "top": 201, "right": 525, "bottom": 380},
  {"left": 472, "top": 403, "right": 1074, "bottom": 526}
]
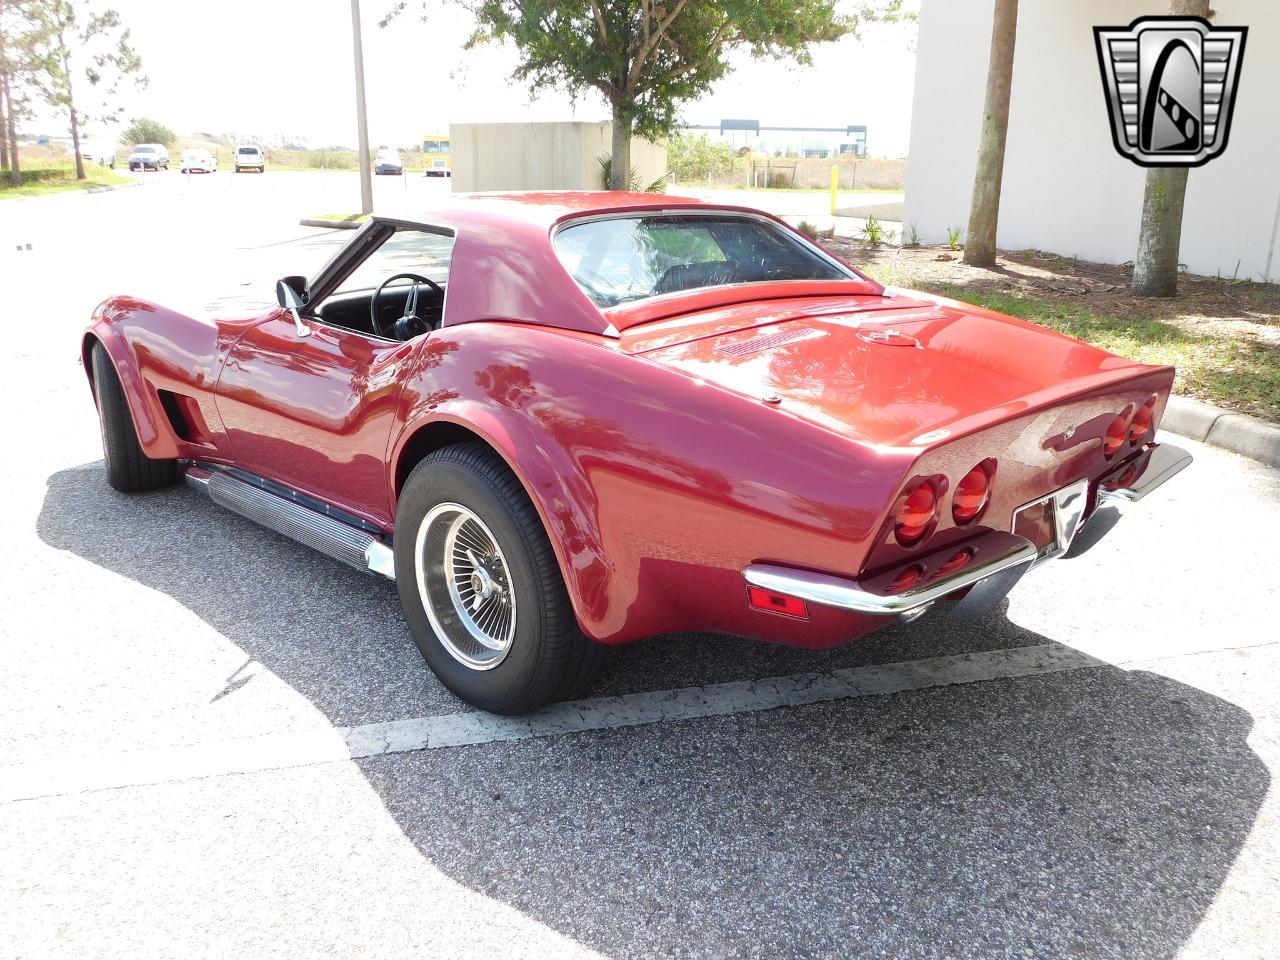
[
  {"left": 904, "top": 0, "right": 1279, "bottom": 281},
  {"left": 450, "top": 122, "right": 667, "bottom": 192}
]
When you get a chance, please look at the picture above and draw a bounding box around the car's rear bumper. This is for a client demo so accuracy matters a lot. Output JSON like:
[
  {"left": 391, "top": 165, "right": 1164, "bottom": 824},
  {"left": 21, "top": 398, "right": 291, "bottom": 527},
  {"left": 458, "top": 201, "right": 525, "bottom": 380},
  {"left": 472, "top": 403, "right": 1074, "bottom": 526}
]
[{"left": 744, "top": 442, "right": 1192, "bottom": 619}]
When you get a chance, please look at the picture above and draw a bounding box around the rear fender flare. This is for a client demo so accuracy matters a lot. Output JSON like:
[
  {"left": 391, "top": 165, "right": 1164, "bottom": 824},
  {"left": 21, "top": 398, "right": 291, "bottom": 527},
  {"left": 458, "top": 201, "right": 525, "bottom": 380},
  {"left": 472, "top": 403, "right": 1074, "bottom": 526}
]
[{"left": 388, "top": 404, "right": 609, "bottom": 641}]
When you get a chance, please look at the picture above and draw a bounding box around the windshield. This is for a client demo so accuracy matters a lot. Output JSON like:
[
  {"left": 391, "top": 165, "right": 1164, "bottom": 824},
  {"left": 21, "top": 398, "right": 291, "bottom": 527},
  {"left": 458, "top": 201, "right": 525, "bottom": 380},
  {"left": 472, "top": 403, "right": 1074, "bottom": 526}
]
[
  {"left": 134, "top": 146, "right": 157, "bottom": 154},
  {"left": 554, "top": 214, "right": 851, "bottom": 308}
]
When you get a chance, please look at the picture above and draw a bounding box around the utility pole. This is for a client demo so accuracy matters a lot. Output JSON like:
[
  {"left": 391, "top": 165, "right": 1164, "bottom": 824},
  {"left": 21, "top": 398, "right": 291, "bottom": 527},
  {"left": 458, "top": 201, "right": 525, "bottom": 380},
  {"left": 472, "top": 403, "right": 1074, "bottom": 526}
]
[{"left": 350, "top": 0, "right": 373, "bottom": 215}]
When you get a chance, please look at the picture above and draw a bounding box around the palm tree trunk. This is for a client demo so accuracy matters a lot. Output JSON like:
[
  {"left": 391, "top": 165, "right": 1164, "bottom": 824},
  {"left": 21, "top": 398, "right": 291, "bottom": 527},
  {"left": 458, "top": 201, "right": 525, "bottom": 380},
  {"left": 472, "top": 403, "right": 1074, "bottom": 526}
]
[
  {"left": 1132, "top": 169, "right": 1190, "bottom": 296},
  {"left": 609, "top": 99, "right": 630, "bottom": 190},
  {"left": 1131, "top": 0, "right": 1209, "bottom": 296},
  {"left": 963, "top": 0, "right": 1019, "bottom": 267}
]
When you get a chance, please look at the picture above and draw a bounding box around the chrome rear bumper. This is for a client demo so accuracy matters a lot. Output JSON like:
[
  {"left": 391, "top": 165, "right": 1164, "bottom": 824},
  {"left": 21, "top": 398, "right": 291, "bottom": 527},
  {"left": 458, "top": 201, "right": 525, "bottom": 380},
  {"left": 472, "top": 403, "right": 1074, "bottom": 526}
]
[
  {"left": 744, "top": 442, "right": 1192, "bottom": 618},
  {"left": 1098, "top": 442, "right": 1193, "bottom": 503},
  {"left": 746, "top": 531, "right": 1037, "bottom": 617}
]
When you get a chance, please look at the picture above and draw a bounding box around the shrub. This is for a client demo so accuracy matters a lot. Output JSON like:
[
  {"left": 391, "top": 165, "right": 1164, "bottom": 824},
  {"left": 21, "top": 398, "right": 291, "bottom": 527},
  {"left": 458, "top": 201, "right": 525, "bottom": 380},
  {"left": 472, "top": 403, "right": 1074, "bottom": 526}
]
[
  {"left": 120, "top": 118, "right": 176, "bottom": 146},
  {"left": 597, "top": 155, "right": 669, "bottom": 192},
  {"left": 666, "top": 133, "right": 741, "bottom": 182},
  {"left": 795, "top": 220, "right": 834, "bottom": 241}
]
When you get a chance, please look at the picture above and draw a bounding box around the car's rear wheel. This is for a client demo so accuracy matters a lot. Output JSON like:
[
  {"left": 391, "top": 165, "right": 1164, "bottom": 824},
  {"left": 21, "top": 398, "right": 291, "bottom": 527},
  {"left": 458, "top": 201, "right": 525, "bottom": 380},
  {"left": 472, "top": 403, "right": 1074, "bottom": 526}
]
[
  {"left": 394, "top": 442, "right": 609, "bottom": 714},
  {"left": 90, "top": 343, "right": 180, "bottom": 493}
]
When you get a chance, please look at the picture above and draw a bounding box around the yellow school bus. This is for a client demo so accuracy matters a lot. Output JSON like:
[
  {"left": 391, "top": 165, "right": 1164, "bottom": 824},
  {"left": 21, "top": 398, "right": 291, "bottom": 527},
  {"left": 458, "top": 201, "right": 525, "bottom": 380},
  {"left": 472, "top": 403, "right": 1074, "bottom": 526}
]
[{"left": 422, "top": 134, "right": 451, "bottom": 177}]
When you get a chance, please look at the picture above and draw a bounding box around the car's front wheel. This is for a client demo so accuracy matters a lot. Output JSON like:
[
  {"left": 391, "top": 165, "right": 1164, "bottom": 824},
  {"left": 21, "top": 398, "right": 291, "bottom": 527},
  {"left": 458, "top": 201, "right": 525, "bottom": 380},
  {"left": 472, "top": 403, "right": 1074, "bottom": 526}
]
[{"left": 394, "top": 443, "right": 609, "bottom": 714}]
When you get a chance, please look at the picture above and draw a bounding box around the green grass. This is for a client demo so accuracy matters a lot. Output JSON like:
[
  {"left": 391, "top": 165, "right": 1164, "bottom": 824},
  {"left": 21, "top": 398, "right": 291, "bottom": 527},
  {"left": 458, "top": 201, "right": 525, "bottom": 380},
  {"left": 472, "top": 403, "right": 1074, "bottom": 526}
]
[
  {"left": 0, "top": 165, "right": 133, "bottom": 200},
  {"left": 931, "top": 286, "right": 1280, "bottom": 422}
]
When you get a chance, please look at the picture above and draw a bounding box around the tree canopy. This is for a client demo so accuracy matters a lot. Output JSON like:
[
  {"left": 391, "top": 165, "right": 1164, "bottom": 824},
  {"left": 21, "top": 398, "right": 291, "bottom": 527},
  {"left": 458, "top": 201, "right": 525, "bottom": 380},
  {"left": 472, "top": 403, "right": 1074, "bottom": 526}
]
[
  {"left": 121, "top": 116, "right": 173, "bottom": 145},
  {"left": 0, "top": 0, "right": 144, "bottom": 181}
]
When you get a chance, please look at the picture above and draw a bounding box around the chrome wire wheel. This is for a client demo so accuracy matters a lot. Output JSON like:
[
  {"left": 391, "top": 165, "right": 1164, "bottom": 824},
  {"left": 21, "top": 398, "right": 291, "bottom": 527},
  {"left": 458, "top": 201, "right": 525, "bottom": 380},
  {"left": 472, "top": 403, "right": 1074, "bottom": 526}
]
[{"left": 414, "top": 502, "right": 517, "bottom": 671}]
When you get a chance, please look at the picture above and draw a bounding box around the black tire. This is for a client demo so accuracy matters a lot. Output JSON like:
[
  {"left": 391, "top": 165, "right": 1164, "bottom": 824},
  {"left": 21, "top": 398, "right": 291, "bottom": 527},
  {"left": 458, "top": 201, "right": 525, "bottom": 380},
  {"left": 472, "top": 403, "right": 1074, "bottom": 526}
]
[
  {"left": 394, "top": 442, "right": 610, "bottom": 714},
  {"left": 91, "top": 343, "right": 180, "bottom": 493}
]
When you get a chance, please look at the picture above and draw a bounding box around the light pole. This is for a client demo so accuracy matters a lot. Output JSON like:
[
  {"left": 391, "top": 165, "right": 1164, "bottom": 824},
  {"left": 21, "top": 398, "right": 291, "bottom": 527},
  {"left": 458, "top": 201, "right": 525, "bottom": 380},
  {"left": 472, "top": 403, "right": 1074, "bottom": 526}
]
[{"left": 350, "top": 0, "right": 373, "bottom": 215}]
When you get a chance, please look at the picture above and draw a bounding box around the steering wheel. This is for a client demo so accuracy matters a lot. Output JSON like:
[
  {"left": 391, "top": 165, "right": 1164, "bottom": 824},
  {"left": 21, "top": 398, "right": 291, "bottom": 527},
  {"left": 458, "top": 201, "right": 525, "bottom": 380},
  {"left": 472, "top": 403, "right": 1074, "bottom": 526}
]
[{"left": 371, "top": 272, "right": 444, "bottom": 340}]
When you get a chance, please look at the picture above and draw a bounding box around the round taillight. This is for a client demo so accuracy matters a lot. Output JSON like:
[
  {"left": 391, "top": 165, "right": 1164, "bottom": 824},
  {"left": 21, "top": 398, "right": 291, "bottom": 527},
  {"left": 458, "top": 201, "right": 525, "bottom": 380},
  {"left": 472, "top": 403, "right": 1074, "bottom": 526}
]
[
  {"left": 1129, "top": 398, "right": 1155, "bottom": 445},
  {"left": 888, "top": 564, "right": 925, "bottom": 594},
  {"left": 1103, "top": 410, "right": 1130, "bottom": 458},
  {"left": 895, "top": 483, "right": 937, "bottom": 547},
  {"left": 952, "top": 465, "right": 991, "bottom": 524}
]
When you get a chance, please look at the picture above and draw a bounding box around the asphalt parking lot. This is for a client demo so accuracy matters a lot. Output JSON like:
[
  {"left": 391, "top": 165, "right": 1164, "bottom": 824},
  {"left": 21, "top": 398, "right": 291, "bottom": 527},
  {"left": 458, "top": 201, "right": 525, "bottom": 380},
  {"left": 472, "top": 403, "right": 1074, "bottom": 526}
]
[{"left": 2, "top": 172, "right": 1279, "bottom": 959}]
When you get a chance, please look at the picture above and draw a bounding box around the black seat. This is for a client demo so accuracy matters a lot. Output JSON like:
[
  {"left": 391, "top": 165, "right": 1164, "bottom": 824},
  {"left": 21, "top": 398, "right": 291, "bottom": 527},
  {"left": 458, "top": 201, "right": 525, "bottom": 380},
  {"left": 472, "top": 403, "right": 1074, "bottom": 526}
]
[{"left": 653, "top": 261, "right": 743, "bottom": 295}]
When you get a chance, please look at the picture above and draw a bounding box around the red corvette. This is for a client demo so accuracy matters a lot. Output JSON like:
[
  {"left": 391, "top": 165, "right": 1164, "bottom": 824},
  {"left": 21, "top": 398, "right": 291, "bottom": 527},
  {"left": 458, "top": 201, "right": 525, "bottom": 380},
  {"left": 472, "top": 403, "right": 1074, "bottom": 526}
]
[{"left": 83, "top": 192, "right": 1191, "bottom": 713}]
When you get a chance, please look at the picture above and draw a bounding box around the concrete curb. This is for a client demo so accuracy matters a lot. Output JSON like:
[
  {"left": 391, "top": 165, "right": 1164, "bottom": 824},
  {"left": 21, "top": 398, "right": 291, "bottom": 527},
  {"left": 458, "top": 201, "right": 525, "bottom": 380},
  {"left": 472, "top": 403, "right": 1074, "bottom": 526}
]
[
  {"left": 299, "top": 218, "right": 363, "bottom": 230},
  {"left": 1162, "top": 396, "right": 1280, "bottom": 469},
  {"left": 84, "top": 180, "right": 143, "bottom": 195}
]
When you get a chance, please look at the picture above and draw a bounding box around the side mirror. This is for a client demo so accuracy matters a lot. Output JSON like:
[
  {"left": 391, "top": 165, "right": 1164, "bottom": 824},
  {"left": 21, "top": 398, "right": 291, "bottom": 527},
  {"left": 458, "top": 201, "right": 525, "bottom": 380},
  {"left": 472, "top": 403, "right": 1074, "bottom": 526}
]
[
  {"left": 275, "top": 276, "right": 311, "bottom": 338},
  {"left": 276, "top": 275, "right": 308, "bottom": 310}
]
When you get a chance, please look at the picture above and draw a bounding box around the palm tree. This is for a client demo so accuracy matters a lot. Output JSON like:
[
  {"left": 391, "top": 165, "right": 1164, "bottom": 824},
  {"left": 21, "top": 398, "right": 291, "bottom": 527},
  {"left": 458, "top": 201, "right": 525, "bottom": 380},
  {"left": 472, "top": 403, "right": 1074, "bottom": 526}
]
[{"left": 1131, "top": 0, "right": 1210, "bottom": 297}]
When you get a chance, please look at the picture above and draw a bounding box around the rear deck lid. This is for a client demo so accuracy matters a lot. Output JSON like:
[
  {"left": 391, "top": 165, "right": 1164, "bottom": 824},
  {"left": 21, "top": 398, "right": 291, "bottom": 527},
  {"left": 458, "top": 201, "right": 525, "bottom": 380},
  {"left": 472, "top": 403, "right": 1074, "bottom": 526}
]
[{"left": 632, "top": 293, "right": 1159, "bottom": 449}]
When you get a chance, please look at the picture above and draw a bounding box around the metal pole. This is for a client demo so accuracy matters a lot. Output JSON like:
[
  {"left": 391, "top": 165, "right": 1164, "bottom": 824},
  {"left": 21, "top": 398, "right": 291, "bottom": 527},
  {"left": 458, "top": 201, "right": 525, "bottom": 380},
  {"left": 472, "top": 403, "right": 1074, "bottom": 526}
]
[{"left": 350, "top": 0, "right": 373, "bottom": 215}]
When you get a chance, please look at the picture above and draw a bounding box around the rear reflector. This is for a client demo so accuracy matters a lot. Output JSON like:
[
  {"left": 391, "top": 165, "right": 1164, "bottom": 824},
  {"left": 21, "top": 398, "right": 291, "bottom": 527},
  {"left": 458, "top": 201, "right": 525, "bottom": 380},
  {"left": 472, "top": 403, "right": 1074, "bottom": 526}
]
[
  {"left": 747, "top": 586, "right": 809, "bottom": 619},
  {"left": 888, "top": 565, "right": 926, "bottom": 594},
  {"left": 936, "top": 548, "right": 975, "bottom": 577}
]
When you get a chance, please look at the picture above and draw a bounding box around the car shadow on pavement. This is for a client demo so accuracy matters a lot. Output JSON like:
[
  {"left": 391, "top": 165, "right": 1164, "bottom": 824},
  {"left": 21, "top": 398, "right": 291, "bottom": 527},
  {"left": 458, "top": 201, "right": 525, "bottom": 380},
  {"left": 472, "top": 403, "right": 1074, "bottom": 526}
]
[{"left": 38, "top": 465, "right": 1270, "bottom": 960}]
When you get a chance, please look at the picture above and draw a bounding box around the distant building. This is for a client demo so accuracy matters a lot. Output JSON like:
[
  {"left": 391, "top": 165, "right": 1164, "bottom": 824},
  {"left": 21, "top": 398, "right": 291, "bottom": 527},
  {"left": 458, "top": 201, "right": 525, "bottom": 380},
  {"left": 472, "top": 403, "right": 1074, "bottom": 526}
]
[
  {"left": 680, "top": 120, "right": 868, "bottom": 159},
  {"left": 905, "top": 0, "right": 1277, "bottom": 282}
]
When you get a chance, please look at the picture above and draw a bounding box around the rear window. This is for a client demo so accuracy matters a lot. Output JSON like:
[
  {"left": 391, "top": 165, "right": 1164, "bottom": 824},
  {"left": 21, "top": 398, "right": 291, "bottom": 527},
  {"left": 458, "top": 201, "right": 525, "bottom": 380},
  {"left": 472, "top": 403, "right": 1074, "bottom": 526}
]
[
  {"left": 553, "top": 214, "right": 850, "bottom": 308},
  {"left": 238, "top": 147, "right": 260, "bottom": 155}
]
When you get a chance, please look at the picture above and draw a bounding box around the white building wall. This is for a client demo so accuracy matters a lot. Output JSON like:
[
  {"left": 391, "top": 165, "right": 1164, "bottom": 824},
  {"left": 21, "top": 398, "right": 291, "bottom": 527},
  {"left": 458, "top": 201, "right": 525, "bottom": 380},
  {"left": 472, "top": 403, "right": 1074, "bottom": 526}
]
[
  {"left": 905, "top": 0, "right": 1279, "bottom": 282},
  {"left": 450, "top": 122, "right": 667, "bottom": 193}
]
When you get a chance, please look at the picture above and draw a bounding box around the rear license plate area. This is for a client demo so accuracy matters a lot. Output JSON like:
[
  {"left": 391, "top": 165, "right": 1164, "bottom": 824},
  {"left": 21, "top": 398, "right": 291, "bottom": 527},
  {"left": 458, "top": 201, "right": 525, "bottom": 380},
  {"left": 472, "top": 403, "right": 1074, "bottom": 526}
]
[{"left": 1013, "top": 499, "right": 1060, "bottom": 562}]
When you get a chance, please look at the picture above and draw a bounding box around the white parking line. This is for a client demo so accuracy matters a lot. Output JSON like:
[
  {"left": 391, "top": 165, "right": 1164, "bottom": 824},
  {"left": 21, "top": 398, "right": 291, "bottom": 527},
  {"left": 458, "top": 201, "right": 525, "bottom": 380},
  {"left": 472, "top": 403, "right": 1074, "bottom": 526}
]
[{"left": 1, "top": 643, "right": 1101, "bottom": 803}]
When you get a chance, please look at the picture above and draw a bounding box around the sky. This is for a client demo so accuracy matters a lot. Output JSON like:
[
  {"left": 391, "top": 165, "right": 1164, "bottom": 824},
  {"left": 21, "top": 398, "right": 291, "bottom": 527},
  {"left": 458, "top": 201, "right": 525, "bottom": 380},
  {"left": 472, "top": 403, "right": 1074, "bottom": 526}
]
[{"left": 58, "top": 0, "right": 919, "bottom": 157}]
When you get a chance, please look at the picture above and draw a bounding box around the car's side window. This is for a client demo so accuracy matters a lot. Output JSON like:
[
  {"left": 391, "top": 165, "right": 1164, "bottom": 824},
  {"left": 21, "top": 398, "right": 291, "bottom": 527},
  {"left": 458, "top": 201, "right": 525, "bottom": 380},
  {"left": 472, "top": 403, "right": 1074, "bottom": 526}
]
[
  {"left": 313, "top": 226, "right": 456, "bottom": 341},
  {"left": 333, "top": 228, "right": 453, "bottom": 298}
]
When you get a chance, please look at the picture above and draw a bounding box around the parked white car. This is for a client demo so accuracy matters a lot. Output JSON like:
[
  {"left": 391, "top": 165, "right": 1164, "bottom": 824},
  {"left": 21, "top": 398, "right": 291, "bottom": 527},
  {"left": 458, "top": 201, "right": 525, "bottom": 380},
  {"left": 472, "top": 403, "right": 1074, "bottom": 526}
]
[
  {"left": 374, "top": 147, "right": 404, "bottom": 175},
  {"left": 180, "top": 149, "right": 218, "bottom": 174},
  {"left": 127, "top": 144, "right": 170, "bottom": 171},
  {"left": 234, "top": 144, "right": 265, "bottom": 173},
  {"left": 79, "top": 140, "right": 117, "bottom": 169}
]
